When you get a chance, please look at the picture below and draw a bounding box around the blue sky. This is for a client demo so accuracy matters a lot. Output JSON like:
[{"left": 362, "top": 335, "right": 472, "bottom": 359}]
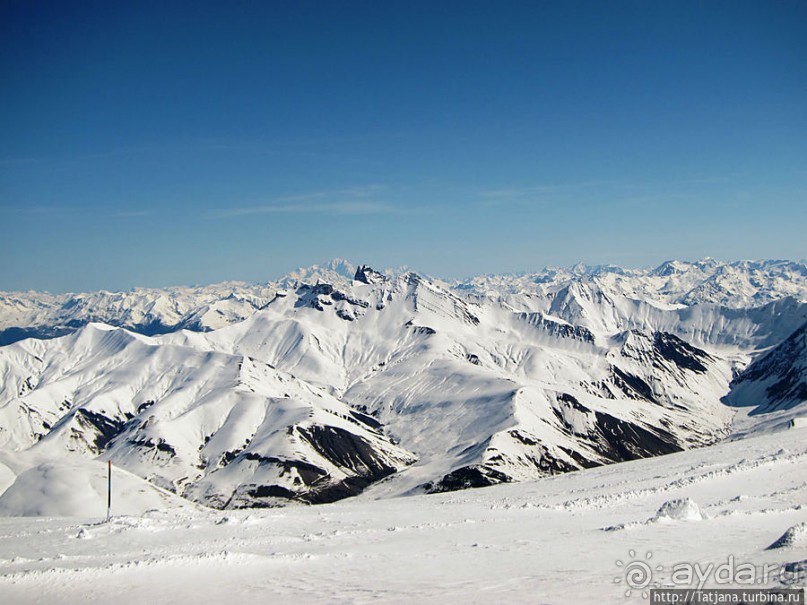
[{"left": 1, "top": 1, "right": 805, "bottom": 292}]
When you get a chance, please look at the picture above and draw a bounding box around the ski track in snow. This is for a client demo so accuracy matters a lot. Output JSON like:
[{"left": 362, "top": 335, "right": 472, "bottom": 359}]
[{"left": 0, "top": 427, "right": 805, "bottom": 604}]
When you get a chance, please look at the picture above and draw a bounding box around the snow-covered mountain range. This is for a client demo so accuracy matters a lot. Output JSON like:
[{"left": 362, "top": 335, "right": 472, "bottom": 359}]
[
  {"left": 0, "top": 258, "right": 805, "bottom": 512},
  {"left": 3, "top": 258, "right": 805, "bottom": 346}
]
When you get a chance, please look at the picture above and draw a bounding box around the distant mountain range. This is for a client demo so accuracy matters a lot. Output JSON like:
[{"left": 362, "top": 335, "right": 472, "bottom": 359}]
[
  {"left": 2, "top": 258, "right": 805, "bottom": 346},
  {"left": 0, "top": 258, "right": 805, "bottom": 512}
]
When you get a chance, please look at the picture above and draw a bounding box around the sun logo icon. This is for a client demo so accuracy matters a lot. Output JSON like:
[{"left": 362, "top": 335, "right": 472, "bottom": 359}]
[{"left": 614, "top": 550, "right": 663, "bottom": 598}]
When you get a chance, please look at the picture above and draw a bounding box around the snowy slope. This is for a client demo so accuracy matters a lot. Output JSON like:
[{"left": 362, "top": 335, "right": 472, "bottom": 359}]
[
  {"left": 0, "top": 281, "right": 279, "bottom": 345},
  {"left": 0, "top": 324, "right": 415, "bottom": 509},
  {"left": 0, "top": 258, "right": 358, "bottom": 346},
  {"left": 0, "top": 459, "right": 195, "bottom": 517},
  {"left": 726, "top": 320, "right": 807, "bottom": 414},
  {"left": 1, "top": 259, "right": 806, "bottom": 510},
  {"left": 457, "top": 258, "right": 807, "bottom": 309},
  {"left": 0, "top": 425, "right": 804, "bottom": 604},
  {"left": 2, "top": 258, "right": 806, "bottom": 347},
  {"left": 156, "top": 269, "right": 751, "bottom": 495}
]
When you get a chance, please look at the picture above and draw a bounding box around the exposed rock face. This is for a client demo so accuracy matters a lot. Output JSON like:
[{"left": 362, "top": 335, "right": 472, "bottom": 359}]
[{"left": 727, "top": 321, "right": 807, "bottom": 413}]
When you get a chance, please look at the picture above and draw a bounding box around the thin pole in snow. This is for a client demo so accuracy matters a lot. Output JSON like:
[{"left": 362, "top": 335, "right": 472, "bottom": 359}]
[{"left": 106, "top": 460, "right": 112, "bottom": 521}]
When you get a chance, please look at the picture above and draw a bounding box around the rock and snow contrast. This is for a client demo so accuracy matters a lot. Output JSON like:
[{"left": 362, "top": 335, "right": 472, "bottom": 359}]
[
  {"left": 0, "top": 425, "right": 804, "bottom": 603},
  {"left": 0, "top": 258, "right": 805, "bottom": 602},
  {"left": 3, "top": 258, "right": 805, "bottom": 345}
]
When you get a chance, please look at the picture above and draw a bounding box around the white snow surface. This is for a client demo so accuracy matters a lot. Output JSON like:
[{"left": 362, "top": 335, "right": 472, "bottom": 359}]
[
  {"left": 1, "top": 259, "right": 806, "bottom": 511},
  {"left": 2, "top": 258, "right": 806, "bottom": 339},
  {"left": 0, "top": 258, "right": 806, "bottom": 601},
  {"left": 0, "top": 426, "right": 804, "bottom": 604},
  {"left": 457, "top": 258, "right": 807, "bottom": 309},
  {"left": 652, "top": 497, "right": 703, "bottom": 522}
]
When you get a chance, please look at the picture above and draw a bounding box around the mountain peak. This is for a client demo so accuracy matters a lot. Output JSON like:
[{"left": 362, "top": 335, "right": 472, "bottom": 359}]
[
  {"left": 278, "top": 259, "right": 357, "bottom": 288},
  {"left": 354, "top": 265, "right": 387, "bottom": 285},
  {"left": 323, "top": 258, "right": 357, "bottom": 279},
  {"left": 651, "top": 259, "right": 691, "bottom": 277}
]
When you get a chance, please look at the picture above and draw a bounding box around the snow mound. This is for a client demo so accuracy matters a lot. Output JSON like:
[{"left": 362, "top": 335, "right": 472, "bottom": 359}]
[
  {"left": 652, "top": 498, "right": 703, "bottom": 521},
  {"left": 767, "top": 522, "right": 807, "bottom": 550},
  {"left": 0, "top": 461, "right": 192, "bottom": 517}
]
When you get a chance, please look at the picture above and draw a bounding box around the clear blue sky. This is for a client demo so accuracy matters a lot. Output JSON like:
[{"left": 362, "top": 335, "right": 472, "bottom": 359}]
[{"left": 1, "top": 0, "right": 805, "bottom": 292}]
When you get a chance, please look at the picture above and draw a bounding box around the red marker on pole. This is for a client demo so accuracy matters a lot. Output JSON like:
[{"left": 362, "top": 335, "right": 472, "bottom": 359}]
[{"left": 106, "top": 460, "right": 112, "bottom": 521}]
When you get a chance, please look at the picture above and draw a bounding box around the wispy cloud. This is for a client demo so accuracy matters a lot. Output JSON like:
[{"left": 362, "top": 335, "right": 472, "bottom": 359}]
[
  {"left": 273, "top": 184, "right": 389, "bottom": 203},
  {"left": 220, "top": 200, "right": 399, "bottom": 217},
  {"left": 0, "top": 205, "right": 154, "bottom": 219},
  {"left": 112, "top": 210, "right": 153, "bottom": 218},
  {"left": 473, "top": 180, "right": 616, "bottom": 208},
  {"left": 478, "top": 180, "right": 615, "bottom": 200},
  {"left": 618, "top": 174, "right": 740, "bottom": 191},
  {"left": 213, "top": 184, "right": 417, "bottom": 217},
  {"left": 0, "top": 205, "right": 68, "bottom": 215},
  {"left": 473, "top": 175, "right": 743, "bottom": 208}
]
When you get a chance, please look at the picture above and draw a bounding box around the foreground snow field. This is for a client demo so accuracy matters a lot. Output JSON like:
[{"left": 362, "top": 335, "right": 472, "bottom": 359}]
[{"left": 1, "top": 424, "right": 804, "bottom": 605}]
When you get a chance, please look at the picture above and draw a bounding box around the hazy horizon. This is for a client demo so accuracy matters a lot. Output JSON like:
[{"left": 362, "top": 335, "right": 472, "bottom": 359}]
[{"left": 2, "top": 255, "right": 806, "bottom": 296}]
